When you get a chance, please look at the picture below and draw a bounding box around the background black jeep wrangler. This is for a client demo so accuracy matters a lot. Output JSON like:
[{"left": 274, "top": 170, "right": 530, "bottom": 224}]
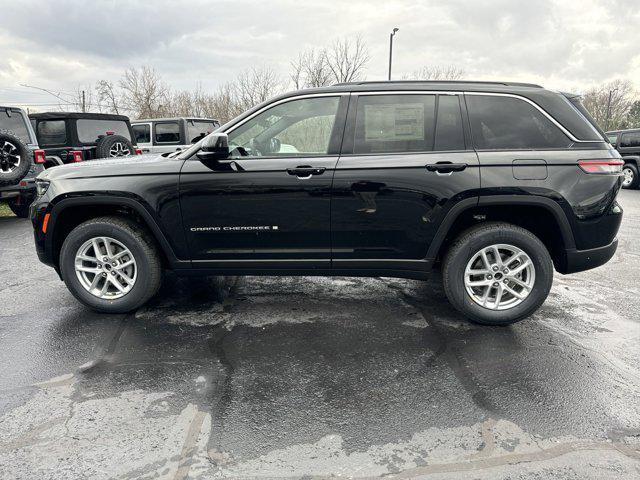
[{"left": 29, "top": 112, "right": 140, "bottom": 168}]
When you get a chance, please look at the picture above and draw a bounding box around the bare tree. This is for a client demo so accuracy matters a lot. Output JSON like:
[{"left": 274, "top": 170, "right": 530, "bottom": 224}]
[
  {"left": 119, "top": 66, "right": 171, "bottom": 118},
  {"left": 234, "top": 67, "right": 283, "bottom": 110},
  {"left": 404, "top": 65, "right": 465, "bottom": 81},
  {"left": 96, "top": 80, "right": 121, "bottom": 114},
  {"left": 290, "top": 48, "right": 332, "bottom": 89},
  {"left": 324, "top": 35, "right": 370, "bottom": 83},
  {"left": 582, "top": 79, "right": 636, "bottom": 131}
]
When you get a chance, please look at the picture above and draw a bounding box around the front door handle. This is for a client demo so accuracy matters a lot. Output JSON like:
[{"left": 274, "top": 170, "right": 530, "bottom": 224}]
[
  {"left": 287, "top": 166, "right": 326, "bottom": 179},
  {"left": 426, "top": 162, "right": 467, "bottom": 174}
]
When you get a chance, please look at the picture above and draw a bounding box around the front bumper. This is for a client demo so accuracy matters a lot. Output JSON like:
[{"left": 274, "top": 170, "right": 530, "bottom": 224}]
[{"left": 558, "top": 239, "right": 618, "bottom": 274}]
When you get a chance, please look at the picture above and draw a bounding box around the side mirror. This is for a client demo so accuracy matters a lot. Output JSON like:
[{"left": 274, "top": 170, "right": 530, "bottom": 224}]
[{"left": 196, "top": 133, "right": 229, "bottom": 162}]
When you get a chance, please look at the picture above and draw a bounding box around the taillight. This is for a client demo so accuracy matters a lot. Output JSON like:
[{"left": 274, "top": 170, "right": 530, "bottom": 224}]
[
  {"left": 578, "top": 159, "right": 624, "bottom": 174},
  {"left": 135, "top": 148, "right": 143, "bottom": 155},
  {"left": 106, "top": 131, "right": 115, "bottom": 136},
  {"left": 34, "top": 149, "right": 46, "bottom": 164},
  {"left": 70, "top": 150, "right": 83, "bottom": 162}
]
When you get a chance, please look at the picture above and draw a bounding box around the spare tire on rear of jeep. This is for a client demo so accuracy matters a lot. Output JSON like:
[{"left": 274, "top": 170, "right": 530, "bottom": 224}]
[
  {"left": 0, "top": 129, "right": 31, "bottom": 187},
  {"left": 95, "top": 135, "right": 135, "bottom": 159}
]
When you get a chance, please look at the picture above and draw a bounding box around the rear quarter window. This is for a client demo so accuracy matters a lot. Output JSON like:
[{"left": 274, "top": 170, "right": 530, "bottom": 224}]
[
  {"left": 467, "top": 95, "right": 572, "bottom": 150},
  {"left": 37, "top": 120, "right": 67, "bottom": 145},
  {"left": 77, "top": 119, "right": 131, "bottom": 143},
  {"left": 132, "top": 124, "right": 151, "bottom": 144},
  {"left": 0, "top": 110, "right": 32, "bottom": 144},
  {"left": 155, "top": 122, "right": 180, "bottom": 144},
  {"left": 187, "top": 121, "right": 216, "bottom": 143}
]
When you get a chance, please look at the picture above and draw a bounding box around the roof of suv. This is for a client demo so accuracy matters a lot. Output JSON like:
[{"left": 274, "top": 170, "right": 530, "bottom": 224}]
[
  {"left": 331, "top": 80, "right": 544, "bottom": 89},
  {"left": 132, "top": 117, "right": 219, "bottom": 123},
  {"left": 605, "top": 128, "right": 639, "bottom": 134},
  {"left": 29, "top": 112, "right": 131, "bottom": 122}
]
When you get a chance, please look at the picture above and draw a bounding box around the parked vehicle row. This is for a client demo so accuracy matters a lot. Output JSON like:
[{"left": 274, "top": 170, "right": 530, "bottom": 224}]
[
  {"left": 132, "top": 117, "right": 220, "bottom": 155},
  {"left": 0, "top": 109, "right": 220, "bottom": 217},
  {"left": 30, "top": 81, "right": 623, "bottom": 326}
]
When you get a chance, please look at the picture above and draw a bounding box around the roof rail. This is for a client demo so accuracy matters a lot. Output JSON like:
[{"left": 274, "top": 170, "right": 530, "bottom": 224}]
[{"left": 332, "top": 80, "right": 543, "bottom": 88}]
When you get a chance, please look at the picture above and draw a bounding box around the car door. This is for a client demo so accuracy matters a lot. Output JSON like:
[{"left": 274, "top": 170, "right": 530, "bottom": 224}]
[
  {"left": 179, "top": 94, "right": 348, "bottom": 270},
  {"left": 617, "top": 130, "right": 640, "bottom": 156},
  {"left": 331, "top": 92, "right": 480, "bottom": 272},
  {"left": 132, "top": 123, "right": 152, "bottom": 153},
  {"left": 152, "top": 121, "right": 183, "bottom": 154}
]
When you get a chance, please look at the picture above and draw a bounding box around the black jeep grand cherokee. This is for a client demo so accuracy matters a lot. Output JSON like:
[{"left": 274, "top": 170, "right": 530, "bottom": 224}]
[{"left": 30, "top": 81, "right": 623, "bottom": 325}]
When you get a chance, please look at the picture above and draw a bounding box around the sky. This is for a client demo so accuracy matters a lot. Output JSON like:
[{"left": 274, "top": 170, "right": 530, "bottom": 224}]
[{"left": 0, "top": 0, "right": 639, "bottom": 110}]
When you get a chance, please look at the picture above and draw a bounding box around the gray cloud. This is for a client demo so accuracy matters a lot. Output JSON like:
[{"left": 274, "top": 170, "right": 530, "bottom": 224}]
[{"left": 1, "top": 0, "right": 639, "bottom": 108}]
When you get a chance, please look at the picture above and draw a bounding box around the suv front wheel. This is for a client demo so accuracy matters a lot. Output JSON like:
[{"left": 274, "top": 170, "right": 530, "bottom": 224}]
[
  {"left": 59, "top": 216, "right": 162, "bottom": 313},
  {"left": 443, "top": 222, "right": 553, "bottom": 326}
]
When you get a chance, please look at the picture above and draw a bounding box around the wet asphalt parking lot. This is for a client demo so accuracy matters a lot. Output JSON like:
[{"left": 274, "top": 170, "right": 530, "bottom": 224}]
[{"left": 0, "top": 191, "right": 639, "bottom": 480}]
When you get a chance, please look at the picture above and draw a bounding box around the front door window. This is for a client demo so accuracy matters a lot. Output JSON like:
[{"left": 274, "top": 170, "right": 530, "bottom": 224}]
[{"left": 228, "top": 96, "right": 340, "bottom": 157}]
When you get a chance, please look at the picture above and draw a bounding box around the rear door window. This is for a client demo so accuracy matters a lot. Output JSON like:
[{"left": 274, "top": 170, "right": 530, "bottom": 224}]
[
  {"left": 77, "top": 119, "right": 131, "bottom": 143},
  {"left": 466, "top": 95, "right": 572, "bottom": 150},
  {"left": 37, "top": 120, "right": 67, "bottom": 145},
  {"left": 0, "top": 109, "right": 32, "bottom": 144},
  {"left": 619, "top": 131, "right": 640, "bottom": 148},
  {"left": 607, "top": 134, "right": 619, "bottom": 145},
  {"left": 155, "top": 122, "right": 180, "bottom": 144},
  {"left": 353, "top": 94, "right": 437, "bottom": 154},
  {"left": 352, "top": 94, "right": 466, "bottom": 154},
  {"left": 132, "top": 124, "right": 151, "bottom": 144},
  {"left": 187, "top": 121, "right": 216, "bottom": 143}
]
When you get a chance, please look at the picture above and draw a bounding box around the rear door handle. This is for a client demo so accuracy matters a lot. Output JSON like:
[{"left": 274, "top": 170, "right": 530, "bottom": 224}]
[
  {"left": 287, "top": 166, "right": 326, "bottom": 179},
  {"left": 426, "top": 162, "right": 467, "bottom": 174}
]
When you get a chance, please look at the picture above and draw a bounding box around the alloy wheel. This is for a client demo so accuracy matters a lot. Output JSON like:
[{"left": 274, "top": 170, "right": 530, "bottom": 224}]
[
  {"left": 109, "top": 142, "right": 131, "bottom": 157},
  {"left": 464, "top": 244, "right": 535, "bottom": 311},
  {"left": 74, "top": 236, "right": 137, "bottom": 299},
  {"left": 0, "top": 140, "right": 21, "bottom": 173},
  {"left": 622, "top": 166, "right": 634, "bottom": 187}
]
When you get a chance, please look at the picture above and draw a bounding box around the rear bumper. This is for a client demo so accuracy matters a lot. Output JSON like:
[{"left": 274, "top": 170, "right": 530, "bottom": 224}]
[
  {"left": 0, "top": 177, "right": 36, "bottom": 198},
  {"left": 558, "top": 239, "right": 618, "bottom": 274}
]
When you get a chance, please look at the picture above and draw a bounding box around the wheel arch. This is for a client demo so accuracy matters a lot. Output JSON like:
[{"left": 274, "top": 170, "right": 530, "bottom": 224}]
[
  {"left": 427, "top": 195, "right": 576, "bottom": 271},
  {"left": 46, "top": 196, "right": 183, "bottom": 270},
  {"left": 622, "top": 155, "right": 640, "bottom": 167}
]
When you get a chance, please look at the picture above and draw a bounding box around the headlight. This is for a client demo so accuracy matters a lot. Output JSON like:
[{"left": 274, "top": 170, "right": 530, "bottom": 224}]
[{"left": 36, "top": 180, "right": 50, "bottom": 196}]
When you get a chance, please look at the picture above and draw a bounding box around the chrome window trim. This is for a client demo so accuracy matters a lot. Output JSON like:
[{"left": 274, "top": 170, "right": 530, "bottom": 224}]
[
  {"left": 188, "top": 89, "right": 598, "bottom": 158},
  {"left": 224, "top": 92, "right": 345, "bottom": 135}
]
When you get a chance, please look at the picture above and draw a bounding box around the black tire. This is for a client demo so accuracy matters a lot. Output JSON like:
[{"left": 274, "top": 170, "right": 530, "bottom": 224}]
[
  {"left": 59, "top": 216, "right": 162, "bottom": 313},
  {"left": 7, "top": 197, "right": 31, "bottom": 218},
  {"left": 95, "top": 135, "right": 135, "bottom": 159},
  {"left": 0, "top": 129, "right": 31, "bottom": 187},
  {"left": 622, "top": 163, "right": 639, "bottom": 189},
  {"left": 442, "top": 222, "right": 553, "bottom": 326}
]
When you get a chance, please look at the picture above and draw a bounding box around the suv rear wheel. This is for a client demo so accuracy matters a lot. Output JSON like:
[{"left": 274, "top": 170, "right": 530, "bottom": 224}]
[
  {"left": 59, "top": 216, "right": 162, "bottom": 313},
  {"left": 622, "top": 163, "right": 639, "bottom": 189},
  {"left": 443, "top": 222, "right": 553, "bottom": 326}
]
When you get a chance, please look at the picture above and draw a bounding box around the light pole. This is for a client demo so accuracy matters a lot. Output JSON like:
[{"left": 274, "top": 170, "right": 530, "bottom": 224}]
[
  {"left": 388, "top": 27, "right": 399, "bottom": 81},
  {"left": 605, "top": 87, "right": 618, "bottom": 131}
]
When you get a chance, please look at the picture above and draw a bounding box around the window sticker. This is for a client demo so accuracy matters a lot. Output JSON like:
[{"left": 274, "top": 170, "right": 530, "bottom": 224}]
[{"left": 364, "top": 103, "right": 425, "bottom": 141}]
